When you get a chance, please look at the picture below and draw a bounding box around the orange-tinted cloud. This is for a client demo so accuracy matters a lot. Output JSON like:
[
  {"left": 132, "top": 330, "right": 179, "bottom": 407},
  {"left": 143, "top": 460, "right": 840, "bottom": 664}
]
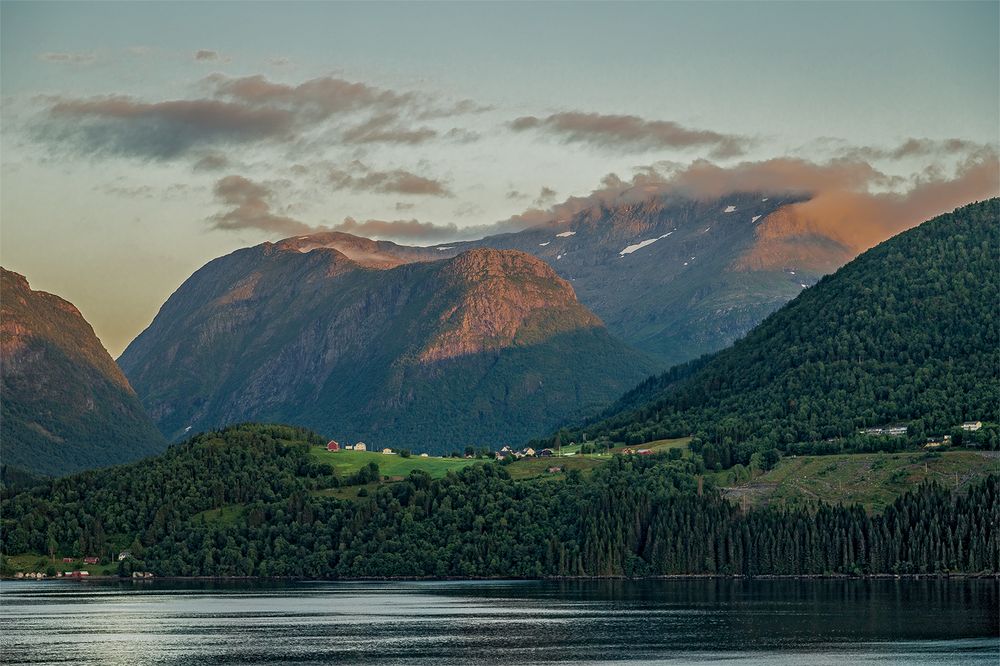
[
  {"left": 328, "top": 162, "right": 452, "bottom": 196},
  {"left": 510, "top": 112, "right": 751, "bottom": 158},
  {"left": 210, "top": 175, "right": 312, "bottom": 235}
]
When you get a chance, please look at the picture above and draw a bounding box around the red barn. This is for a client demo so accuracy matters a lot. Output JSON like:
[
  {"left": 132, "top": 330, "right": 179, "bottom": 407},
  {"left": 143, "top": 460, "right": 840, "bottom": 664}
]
[
  {"left": 62, "top": 557, "right": 74, "bottom": 563},
  {"left": 83, "top": 556, "right": 99, "bottom": 565},
  {"left": 326, "top": 440, "right": 340, "bottom": 452}
]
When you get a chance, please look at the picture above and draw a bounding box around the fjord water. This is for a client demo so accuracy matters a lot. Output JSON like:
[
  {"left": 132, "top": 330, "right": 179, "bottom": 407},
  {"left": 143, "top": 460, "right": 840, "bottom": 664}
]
[{"left": 1, "top": 579, "right": 996, "bottom": 665}]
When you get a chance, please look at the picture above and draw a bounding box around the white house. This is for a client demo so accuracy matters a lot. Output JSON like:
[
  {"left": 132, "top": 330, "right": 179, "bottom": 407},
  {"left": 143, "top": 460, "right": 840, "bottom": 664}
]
[
  {"left": 354, "top": 442, "right": 367, "bottom": 451},
  {"left": 962, "top": 421, "right": 983, "bottom": 432}
]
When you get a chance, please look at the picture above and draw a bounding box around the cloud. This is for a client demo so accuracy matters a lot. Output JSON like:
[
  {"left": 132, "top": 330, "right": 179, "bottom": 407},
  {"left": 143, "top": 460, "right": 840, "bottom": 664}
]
[
  {"left": 37, "top": 95, "right": 295, "bottom": 159},
  {"left": 192, "top": 153, "right": 230, "bottom": 171},
  {"left": 837, "top": 138, "right": 991, "bottom": 162},
  {"left": 35, "top": 73, "right": 485, "bottom": 161},
  {"left": 327, "top": 216, "right": 529, "bottom": 243},
  {"left": 510, "top": 112, "right": 751, "bottom": 158},
  {"left": 533, "top": 186, "right": 557, "bottom": 207},
  {"left": 209, "top": 175, "right": 312, "bottom": 235},
  {"left": 499, "top": 149, "right": 999, "bottom": 268},
  {"left": 328, "top": 162, "right": 451, "bottom": 196},
  {"left": 194, "top": 50, "right": 219, "bottom": 61},
  {"left": 37, "top": 52, "right": 96, "bottom": 64},
  {"left": 341, "top": 113, "right": 436, "bottom": 145},
  {"left": 395, "top": 202, "right": 416, "bottom": 211}
]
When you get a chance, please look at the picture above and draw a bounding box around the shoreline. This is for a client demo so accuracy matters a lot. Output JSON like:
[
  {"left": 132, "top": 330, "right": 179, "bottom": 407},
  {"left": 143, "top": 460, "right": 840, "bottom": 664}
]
[{"left": 4, "top": 572, "right": 998, "bottom": 583}]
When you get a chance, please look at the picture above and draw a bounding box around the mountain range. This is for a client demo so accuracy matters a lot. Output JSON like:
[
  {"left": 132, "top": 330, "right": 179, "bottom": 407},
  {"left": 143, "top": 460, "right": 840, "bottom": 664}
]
[
  {"left": 0, "top": 268, "right": 167, "bottom": 476},
  {"left": 558, "top": 198, "right": 999, "bottom": 460},
  {"left": 118, "top": 245, "right": 657, "bottom": 451}
]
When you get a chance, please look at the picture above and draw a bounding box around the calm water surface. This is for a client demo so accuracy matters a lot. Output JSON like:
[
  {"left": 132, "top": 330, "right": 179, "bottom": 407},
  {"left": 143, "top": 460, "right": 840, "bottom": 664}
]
[{"left": 0, "top": 578, "right": 997, "bottom": 665}]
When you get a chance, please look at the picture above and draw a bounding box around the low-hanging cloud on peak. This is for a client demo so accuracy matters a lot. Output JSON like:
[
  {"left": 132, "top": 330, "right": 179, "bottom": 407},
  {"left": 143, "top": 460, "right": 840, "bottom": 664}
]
[
  {"left": 510, "top": 111, "right": 752, "bottom": 158},
  {"left": 502, "top": 148, "right": 999, "bottom": 266}
]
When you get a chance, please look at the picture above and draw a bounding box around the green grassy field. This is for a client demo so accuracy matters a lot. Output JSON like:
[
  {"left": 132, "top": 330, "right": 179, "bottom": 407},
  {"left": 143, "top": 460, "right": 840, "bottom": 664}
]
[
  {"left": 310, "top": 448, "right": 480, "bottom": 479},
  {"left": 505, "top": 456, "right": 606, "bottom": 480},
  {"left": 2, "top": 552, "right": 120, "bottom": 576},
  {"left": 610, "top": 437, "right": 692, "bottom": 455},
  {"left": 723, "top": 450, "right": 999, "bottom": 512}
]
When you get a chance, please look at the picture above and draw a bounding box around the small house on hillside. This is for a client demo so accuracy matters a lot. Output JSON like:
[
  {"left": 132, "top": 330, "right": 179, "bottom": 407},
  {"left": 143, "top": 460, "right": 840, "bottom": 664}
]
[
  {"left": 637, "top": 449, "right": 653, "bottom": 455},
  {"left": 118, "top": 551, "right": 131, "bottom": 561},
  {"left": 962, "top": 421, "right": 983, "bottom": 432},
  {"left": 538, "top": 449, "right": 553, "bottom": 457},
  {"left": 420, "top": 453, "right": 429, "bottom": 458},
  {"left": 354, "top": 442, "right": 367, "bottom": 451},
  {"left": 327, "top": 440, "right": 340, "bottom": 452},
  {"left": 62, "top": 557, "right": 74, "bottom": 563},
  {"left": 83, "top": 556, "right": 99, "bottom": 565},
  {"left": 382, "top": 448, "right": 393, "bottom": 455}
]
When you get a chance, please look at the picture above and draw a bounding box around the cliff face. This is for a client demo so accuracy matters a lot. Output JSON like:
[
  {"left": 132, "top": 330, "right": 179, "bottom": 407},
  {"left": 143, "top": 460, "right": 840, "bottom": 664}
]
[
  {"left": 119, "top": 247, "right": 656, "bottom": 451},
  {"left": 1, "top": 268, "right": 166, "bottom": 476},
  {"left": 416, "top": 193, "right": 826, "bottom": 367}
]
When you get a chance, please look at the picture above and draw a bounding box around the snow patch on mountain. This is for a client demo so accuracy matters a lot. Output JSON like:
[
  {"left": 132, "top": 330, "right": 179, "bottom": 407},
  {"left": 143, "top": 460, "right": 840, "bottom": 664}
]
[{"left": 556, "top": 231, "right": 576, "bottom": 238}]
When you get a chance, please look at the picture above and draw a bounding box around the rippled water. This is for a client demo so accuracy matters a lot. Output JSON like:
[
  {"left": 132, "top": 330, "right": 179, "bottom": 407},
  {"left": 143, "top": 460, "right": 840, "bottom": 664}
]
[{"left": 0, "top": 578, "right": 997, "bottom": 664}]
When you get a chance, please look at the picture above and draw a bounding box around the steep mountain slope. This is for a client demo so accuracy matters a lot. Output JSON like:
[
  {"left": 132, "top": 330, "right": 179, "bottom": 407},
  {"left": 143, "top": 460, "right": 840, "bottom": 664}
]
[
  {"left": 118, "top": 246, "right": 656, "bottom": 451},
  {"left": 285, "top": 193, "right": 826, "bottom": 366},
  {"left": 447, "top": 193, "right": 825, "bottom": 366},
  {"left": 558, "top": 199, "right": 1000, "bottom": 459},
  {"left": 1, "top": 269, "right": 167, "bottom": 476}
]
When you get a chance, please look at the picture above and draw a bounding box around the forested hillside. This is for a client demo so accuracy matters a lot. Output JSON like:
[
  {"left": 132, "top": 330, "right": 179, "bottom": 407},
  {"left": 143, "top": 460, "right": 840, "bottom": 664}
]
[
  {"left": 2, "top": 425, "right": 996, "bottom": 578},
  {"left": 560, "top": 199, "right": 999, "bottom": 465}
]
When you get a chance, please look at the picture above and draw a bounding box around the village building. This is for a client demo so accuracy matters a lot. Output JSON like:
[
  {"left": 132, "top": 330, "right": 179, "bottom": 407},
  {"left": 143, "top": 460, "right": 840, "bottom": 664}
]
[
  {"left": 962, "top": 421, "right": 983, "bottom": 432},
  {"left": 860, "top": 425, "right": 908, "bottom": 437},
  {"left": 382, "top": 448, "right": 393, "bottom": 455},
  {"left": 118, "top": 551, "right": 131, "bottom": 561},
  {"left": 326, "top": 440, "right": 340, "bottom": 452},
  {"left": 62, "top": 557, "right": 74, "bottom": 563},
  {"left": 537, "top": 449, "right": 553, "bottom": 457},
  {"left": 622, "top": 448, "right": 636, "bottom": 455},
  {"left": 637, "top": 449, "right": 653, "bottom": 455},
  {"left": 83, "top": 556, "right": 99, "bottom": 565},
  {"left": 420, "top": 453, "right": 429, "bottom": 458},
  {"left": 354, "top": 442, "right": 367, "bottom": 451}
]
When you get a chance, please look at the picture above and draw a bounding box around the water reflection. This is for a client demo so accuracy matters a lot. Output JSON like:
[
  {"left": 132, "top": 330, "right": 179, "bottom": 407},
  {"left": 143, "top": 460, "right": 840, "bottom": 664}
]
[{"left": 1, "top": 579, "right": 996, "bottom": 665}]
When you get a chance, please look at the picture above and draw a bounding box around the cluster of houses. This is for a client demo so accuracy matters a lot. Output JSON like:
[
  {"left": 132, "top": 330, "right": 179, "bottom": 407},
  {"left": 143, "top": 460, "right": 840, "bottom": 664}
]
[
  {"left": 494, "top": 445, "right": 555, "bottom": 460},
  {"left": 859, "top": 421, "right": 985, "bottom": 448}
]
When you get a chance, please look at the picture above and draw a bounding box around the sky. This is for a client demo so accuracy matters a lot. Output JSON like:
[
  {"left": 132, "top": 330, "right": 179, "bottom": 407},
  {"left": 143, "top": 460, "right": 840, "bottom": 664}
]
[{"left": 1, "top": 1, "right": 998, "bottom": 355}]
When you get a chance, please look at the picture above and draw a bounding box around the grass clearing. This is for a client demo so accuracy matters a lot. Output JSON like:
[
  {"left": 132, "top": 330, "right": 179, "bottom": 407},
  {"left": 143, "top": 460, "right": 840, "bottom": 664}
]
[
  {"left": 506, "top": 456, "right": 605, "bottom": 480},
  {"left": 310, "top": 448, "right": 480, "bottom": 479},
  {"left": 725, "top": 450, "right": 999, "bottom": 512}
]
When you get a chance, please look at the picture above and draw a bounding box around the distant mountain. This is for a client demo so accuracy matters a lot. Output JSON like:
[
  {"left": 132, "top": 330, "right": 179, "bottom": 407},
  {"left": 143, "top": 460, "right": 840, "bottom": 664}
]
[
  {"left": 558, "top": 199, "right": 1000, "bottom": 460},
  {"left": 1, "top": 268, "right": 167, "bottom": 476},
  {"left": 118, "top": 246, "right": 657, "bottom": 451},
  {"left": 442, "top": 193, "right": 826, "bottom": 366},
  {"left": 284, "top": 193, "right": 827, "bottom": 366}
]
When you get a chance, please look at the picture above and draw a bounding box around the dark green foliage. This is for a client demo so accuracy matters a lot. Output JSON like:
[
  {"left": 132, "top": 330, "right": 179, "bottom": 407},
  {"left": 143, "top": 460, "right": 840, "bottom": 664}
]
[
  {"left": 561, "top": 200, "right": 1000, "bottom": 464},
  {"left": 3, "top": 424, "right": 995, "bottom": 578}
]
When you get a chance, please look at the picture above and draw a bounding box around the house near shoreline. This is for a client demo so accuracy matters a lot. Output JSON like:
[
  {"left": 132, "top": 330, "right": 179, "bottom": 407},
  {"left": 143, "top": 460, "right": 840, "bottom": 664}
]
[
  {"left": 860, "top": 425, "right": 908, "bottom": 437},
  {"left": 962, "top": 421, "right": 983, "bottom": 432}
]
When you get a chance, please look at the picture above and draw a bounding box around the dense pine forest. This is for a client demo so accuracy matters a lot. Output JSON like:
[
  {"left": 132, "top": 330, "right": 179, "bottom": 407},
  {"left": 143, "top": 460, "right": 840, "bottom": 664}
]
[
  {"left": 547, "top": 200, "right": 999, "bottom": 467},
  {"left": 2, "top": 425, "right": 997, "bottom": 578}
]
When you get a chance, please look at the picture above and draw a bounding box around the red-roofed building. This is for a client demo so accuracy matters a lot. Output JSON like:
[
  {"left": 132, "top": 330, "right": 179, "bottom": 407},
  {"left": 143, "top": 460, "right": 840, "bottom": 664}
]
[
  {"left": 83, "top": 556, "right": 99, "bottom": 565},
  {"left": 326, "top": 440, "right": 340, "bottom": 452}
]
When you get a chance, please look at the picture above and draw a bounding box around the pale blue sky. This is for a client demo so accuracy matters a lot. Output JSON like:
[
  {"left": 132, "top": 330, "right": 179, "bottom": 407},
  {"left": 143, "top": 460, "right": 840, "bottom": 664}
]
[{"left": 2, "top": 1, "right": 998, "bottom": 354}]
